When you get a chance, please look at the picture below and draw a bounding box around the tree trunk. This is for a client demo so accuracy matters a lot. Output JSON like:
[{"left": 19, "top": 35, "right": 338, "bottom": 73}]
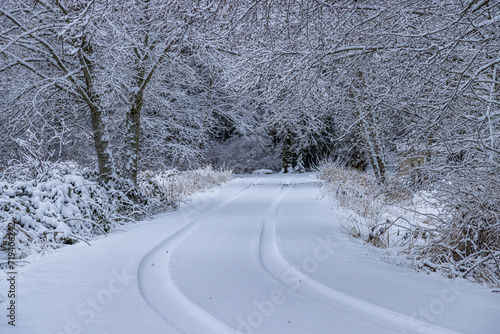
[
  {"left": 89, "top": 105, "right": 115, "bottom": 181},
  {"left": 79, "top": 38, "right": 115, "bottom": 182},
  {"left": 485, "top": 64, "right": 497, "bottom": 162},
  {"left": 356, "top": 108, "right": 387, "bottom": 184},
  {"left": 123, "top": 91, "right": 143, "bottom": 184},
  {"left": 282, "top": 132, "right": 293, "bottom": 173}
]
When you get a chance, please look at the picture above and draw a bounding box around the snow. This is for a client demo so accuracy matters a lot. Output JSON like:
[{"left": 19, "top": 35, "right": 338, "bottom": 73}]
[
  {"left": 252, "top": 169, "right": 273, "bottom": 175},
  {"left": 1, "top": 173, "right": 499, "bottom": 333}
]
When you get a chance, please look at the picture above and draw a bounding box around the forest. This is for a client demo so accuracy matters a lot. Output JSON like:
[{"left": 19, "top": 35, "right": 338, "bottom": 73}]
[{"left": 1, "top": 1, "right": 499, "bottom": 286}]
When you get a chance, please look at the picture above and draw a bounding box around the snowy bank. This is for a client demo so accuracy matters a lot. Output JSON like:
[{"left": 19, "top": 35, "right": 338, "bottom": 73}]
[
  {"left": 0, "top": 164, "right": 232, "bottom": 268},
  {"left": 318, "top": 161, "right": 500, "bottom": 288}
]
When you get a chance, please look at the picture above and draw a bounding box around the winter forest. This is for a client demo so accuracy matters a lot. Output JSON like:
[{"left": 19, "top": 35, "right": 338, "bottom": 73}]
[
  {"left": 1, "top": 0, "right": 498, "bottom": 179},
  {"left": 0, "top": 1, "right": 500, "bottom": 332}
]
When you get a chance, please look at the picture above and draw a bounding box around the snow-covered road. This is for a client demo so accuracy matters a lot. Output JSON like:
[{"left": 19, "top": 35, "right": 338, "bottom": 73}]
[{"left": 1, "top": 174, "right": 499, "bottom": 333}]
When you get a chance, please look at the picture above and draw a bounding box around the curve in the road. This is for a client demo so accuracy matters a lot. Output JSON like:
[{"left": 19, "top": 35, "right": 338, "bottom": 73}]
[
  {"left": 258, "top": 182, "right": 462, "bottom": 334},
  {"left": 138, "top": 179, "right": 260, "bottom": 334}
]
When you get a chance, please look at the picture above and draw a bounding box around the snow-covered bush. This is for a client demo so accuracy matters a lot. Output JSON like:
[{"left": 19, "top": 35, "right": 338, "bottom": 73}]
[
  {"left": 0, "top": 163, "right": 156, "bottom": 264},
  {"left": 0, "top": 169, "right": 112, "bottom": 262},
  {"left": 407, "top": 171, "right": 500, "bottom": 287},
  {"left": 294, "top": 155, "right": 306, "bottom": 173}
]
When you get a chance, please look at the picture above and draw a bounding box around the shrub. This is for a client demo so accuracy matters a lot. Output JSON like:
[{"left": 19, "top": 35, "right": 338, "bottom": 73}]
[{"left": 408, "top": 170, "right": 500, "bottom": 286}]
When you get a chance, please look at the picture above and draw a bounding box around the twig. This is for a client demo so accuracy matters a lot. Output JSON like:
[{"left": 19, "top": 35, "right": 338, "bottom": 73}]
[
  {"left": 63, "top": 217, "right": 108, "bottom": 235},
  {"left": 69, "top": 233, "right": 91, "bottom": 246}
]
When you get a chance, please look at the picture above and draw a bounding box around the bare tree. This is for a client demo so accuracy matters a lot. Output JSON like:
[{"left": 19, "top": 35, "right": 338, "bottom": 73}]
[
  {"left": 1, "top": 0, "right": 116, "bottom": 180},
  {"left": 1, "top": 0, "right": 239, "bottom": 183}
]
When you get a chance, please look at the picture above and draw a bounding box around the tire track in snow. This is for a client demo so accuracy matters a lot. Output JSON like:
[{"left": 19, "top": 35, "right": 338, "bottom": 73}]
[
  {"left": 138, "top": 179, "right": 261, "bottom": 334},
  {"left": 258, "top": 182, "right": 462, "bottom": 334}
]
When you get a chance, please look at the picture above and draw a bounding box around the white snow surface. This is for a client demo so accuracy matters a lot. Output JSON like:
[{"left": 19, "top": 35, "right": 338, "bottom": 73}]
[{"left": 1, "top": 173, "right": 499, "bottom": 334}]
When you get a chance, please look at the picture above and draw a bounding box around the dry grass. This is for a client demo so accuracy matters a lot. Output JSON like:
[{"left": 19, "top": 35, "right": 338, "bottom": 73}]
[
  {"left": 319, "top": 161, "right": 500, "bottom": 287},
  {"left": 319, "top": 160, "right": 442, "bottom": 256},
  {"left": 138, "top": 166, "right": 233, "bottom": 203},
  {"left": 407, "top": 171, "right": 500, "bottom": 287},
  {"left": 318, "top": 161, "right": 404, "bottom": 248},
  {"left": 318, "top": 162, "right": 382, "bottom": 219}
]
